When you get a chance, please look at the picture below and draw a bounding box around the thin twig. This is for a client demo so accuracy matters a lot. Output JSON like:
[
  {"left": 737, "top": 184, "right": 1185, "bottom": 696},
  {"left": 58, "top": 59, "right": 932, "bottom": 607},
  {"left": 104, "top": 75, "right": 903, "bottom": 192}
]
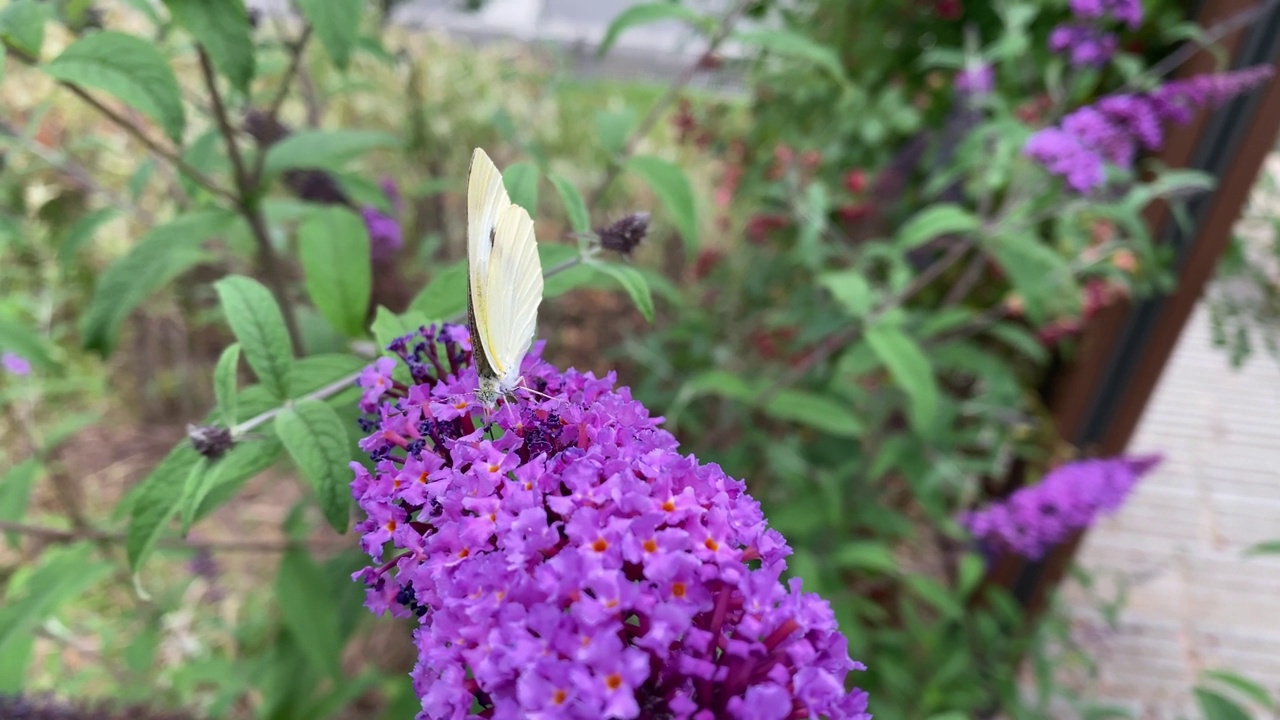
[
  {"left": 271, "top": 13, "right": 323, "bottom": 127},
  {"left": 1143, "top": 0, "right": 1280, "bottom": 82},
  {"left": 943, "top": 252, "right": 988, "bottom": 306},
  {"left": 586, "top": 0, "right": 752, "bottom": 208},
  {"left": 0, "top": 520, "right": 329, "bottom": 553},
  {"left": 198, "top": 47, "right": 305, "bottom": 351},
  {"left": 3, "top": 43, "right": 236, "bottom": 203},
  {"left": 250, "top": 22, "right": 314, "bottom": 184}
]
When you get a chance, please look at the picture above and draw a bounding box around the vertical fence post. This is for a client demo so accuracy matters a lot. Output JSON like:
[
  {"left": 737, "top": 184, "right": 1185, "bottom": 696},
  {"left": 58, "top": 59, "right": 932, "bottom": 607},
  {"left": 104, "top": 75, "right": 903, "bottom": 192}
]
[{"left": 998, "top": 0, "right": 1280, "bottom": 617}]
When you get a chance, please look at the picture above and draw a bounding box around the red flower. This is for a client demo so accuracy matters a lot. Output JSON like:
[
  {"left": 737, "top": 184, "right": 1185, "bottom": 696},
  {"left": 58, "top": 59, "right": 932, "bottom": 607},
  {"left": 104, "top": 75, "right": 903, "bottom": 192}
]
[
  {"left": 693, "top": 248, "right": 723, "bottom": 280},
  {"left": 845, "top": 169, "right": 868, "bottom": 194},
  {"left": 746, "top": 213, "right": 790, "bottom": 244}
]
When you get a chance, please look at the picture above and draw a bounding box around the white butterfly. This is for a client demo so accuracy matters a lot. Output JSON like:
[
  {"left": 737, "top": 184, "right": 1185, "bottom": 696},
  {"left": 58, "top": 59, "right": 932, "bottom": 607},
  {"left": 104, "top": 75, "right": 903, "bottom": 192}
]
[{"left": 465, "top": 148, "right": 544, "bottom": 409}]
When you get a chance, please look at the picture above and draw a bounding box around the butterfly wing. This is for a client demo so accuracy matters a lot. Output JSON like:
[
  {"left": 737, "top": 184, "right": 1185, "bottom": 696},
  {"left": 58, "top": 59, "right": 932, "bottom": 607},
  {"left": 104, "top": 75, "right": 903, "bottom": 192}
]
[
  {"left": 485, "top": 202, "right": 543, "bottom": 389},
  {"left": 466, "top": 148, "right": 513, "bottom": 378}
]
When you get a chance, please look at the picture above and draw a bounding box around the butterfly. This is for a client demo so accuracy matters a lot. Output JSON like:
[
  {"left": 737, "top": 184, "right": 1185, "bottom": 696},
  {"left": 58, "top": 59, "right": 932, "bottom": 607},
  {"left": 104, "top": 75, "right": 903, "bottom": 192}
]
[{"left": 465, "top": 148, "right": 544, "bottom": 409}]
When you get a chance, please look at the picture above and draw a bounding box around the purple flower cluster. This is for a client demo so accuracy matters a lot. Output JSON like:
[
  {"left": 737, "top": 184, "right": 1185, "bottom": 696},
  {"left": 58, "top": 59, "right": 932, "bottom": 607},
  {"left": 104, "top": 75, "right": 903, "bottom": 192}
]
[
  {"left": 350, "top": 325, "right": 870, "bottom": 720},
  {"left": 1050, "top": 0, "right": 1142, "bottom": 67},
  {"left": 1025, "top": 65, "right": 1274, "bottom": 192},
  {"left": 960, "top": 454, "right": 1163, "bottom": 560},
  {"left": 1068, "top": 0, "right": 1143, "bottom": 26},
  {"left": 955, "top": 62, "right": 995, "bottom": 98},
  {"left": 2, "top": 352, "right": 31, "bottom": 376},
  {"left": 364, "top": 177, "right": 404, "bottom": 261},
  {"left": 1049, "top": 24, "right": 1120, "bottom": 68}
]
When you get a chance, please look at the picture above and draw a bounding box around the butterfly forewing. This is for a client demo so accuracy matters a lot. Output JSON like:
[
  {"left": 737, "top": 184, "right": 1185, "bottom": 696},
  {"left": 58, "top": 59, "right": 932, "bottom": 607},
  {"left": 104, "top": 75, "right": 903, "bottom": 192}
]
[
  {"left": 464, "top": 147, "right": 544, "bottom": 396},
  {"left": 467, "top": 149, "right": 511, "bottom": 372}
]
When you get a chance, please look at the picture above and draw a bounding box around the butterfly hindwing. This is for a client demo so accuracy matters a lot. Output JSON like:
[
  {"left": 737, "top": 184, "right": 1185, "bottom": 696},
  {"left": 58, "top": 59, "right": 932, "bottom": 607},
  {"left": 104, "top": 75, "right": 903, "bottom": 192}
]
[{"left": 485, "top": 202, "right": 542, "bottom": 386}]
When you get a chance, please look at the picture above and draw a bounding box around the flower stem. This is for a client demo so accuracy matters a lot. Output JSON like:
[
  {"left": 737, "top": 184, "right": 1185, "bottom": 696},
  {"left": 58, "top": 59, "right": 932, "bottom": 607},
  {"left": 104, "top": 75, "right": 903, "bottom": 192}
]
[{"left": 197, "top": 47, "right": 305, "bottom": 352}]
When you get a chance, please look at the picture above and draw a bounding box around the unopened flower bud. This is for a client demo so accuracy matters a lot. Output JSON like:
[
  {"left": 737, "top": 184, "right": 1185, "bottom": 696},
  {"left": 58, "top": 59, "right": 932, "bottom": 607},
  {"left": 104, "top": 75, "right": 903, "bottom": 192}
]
[
  {"left": 187, "top": 424, "right": 234, "bottom": 461},
  {"left": 596, "top": 212, "right": 650, "bottom": 255}
]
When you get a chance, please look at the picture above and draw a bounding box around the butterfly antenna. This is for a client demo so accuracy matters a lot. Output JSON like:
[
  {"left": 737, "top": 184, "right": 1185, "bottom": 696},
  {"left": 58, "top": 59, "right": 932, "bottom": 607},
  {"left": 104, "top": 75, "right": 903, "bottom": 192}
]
[{"left": 516, "top": 380, "right": 567, "bottom": 407}]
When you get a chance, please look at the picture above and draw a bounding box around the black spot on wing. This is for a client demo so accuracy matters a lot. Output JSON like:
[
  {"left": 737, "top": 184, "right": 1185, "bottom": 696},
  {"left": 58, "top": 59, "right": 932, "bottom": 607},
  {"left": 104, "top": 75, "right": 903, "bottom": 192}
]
[{"left": 488, "top": 227, "right": 496, "bottom": 249}]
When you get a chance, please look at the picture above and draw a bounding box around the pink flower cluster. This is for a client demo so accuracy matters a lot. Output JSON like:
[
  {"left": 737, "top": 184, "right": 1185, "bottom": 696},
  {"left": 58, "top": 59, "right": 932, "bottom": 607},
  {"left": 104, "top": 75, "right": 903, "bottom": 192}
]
[{"left": 350, "top": 325, "right": 870, "bottom": 720}]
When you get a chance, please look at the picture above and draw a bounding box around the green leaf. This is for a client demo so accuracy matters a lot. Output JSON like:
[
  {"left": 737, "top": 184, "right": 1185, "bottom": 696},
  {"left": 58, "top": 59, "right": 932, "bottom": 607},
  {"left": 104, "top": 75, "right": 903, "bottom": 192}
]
[
  {"left": 299, "top": 207, "right": 372, "bottom": 337},
  {"left": 831, "top": 542, "right": 897, "bottom": 573},
  {"left": 262, "top": 130, "right": 399, "bottom": 177},
  {"left": 294, "top": 0, "right": 362, "bottom": 69},
  {"left": 983, "top": 321, "right": 1049, "bottom": 363},
  {"left": 275, "top": 399, "right": 352, "bottom": 533},
  {"left": 1195, "top": 688, "right": 1253, "bottom": 720},
  {"left": 0, "top": 546, "right": 111, "bottom": 651},
  {"left": 289, "top": 354, "right": 366, "bottom": 399},
  {"left": 0, "top": 0, "right": 49, "bottom": 59},
  {"left": 905, "top": 575, "right": 963, "bottom": 619},
  {"left": 370, "top": 306, "right": 429, "bottom": 352},
  {"left": 502, "top": 161, "right": 539, "bottom": 214},
  {"left": 549, "top": 174, "right": 590, "bottom": 234},
  {"left": 0, "top": 630, "right": 33, "bottom": 693},
  {"left": 679, "top": 369, "right": 755, "bottom": 404},
  {"left": 43, "top": 31, "right": 185, "bottom": 142},
  {"left": 0, "top": 317, "right": 56, "bottom": 371},
  {"left": 0, "top": 459, "right": 41, "bottom": 549},
  {"left": 732, "top": 29, "right": 845, "bottom": 79},
  {"left": 178, "top": 459, "right": 211, "bottom": 534},
  {"left": 595, "top": 108, "right": 636, "bottom": 156},
  {"left": 895, "top": 204, "right": 980, "bottom": 249},
  {"left": 597, "top": 3, "right": 711, "bottom": 58},
  {"left": 820, "top": 270, "right": 874, "bottom": 318},
  {"left": 1202, "top": 670, "right": 1277, "bottom": 710},
  {"left": 333, "top": 172, "right": 393, "bottom": 213},
  {"left": 865, "top": 322, "right": 939, "bottom": 436},
  {"left": 277, "top": 549, "right": 344, "bottom": 679},
  {"left": 957, "top": 553, "right": 984, "bottom": 597},
  {"left": 591, "top": 262, "right": 654, "bottom": 322},
  {"left": 81, "top": 209, "right": 235, "bottom": 355},
  {"left": 57, "top": 206, "right": 118, "bottom": 271},
  {"left": 215, "top": 276, "right": 295, "bottom": 401},
  {"left": 761, "top": 389, "right": 863, "bottom": 438},
  {"left": 126, "top": 446, "right": 201, "bottom": 571},
  {"left": 408, "top": 259, "right": 468, "bottom": 322},
  {"left": 987, "top": 233, "right": 1075, "bottom": 323},
  {"left": 162, "top": 0, "right": 254, "bottom": 92},
  {"left": 193, "top": 440, "right": 284, "bottom": 523},
  {"left": 1245, "top": 540, "right": 1280, "bottom": 556},
  {"left": 213, "top": 343, "right": 241, "bottom": 429},
  {"left": 625, "top": 155, "right": 698, "bottom": 252}
]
